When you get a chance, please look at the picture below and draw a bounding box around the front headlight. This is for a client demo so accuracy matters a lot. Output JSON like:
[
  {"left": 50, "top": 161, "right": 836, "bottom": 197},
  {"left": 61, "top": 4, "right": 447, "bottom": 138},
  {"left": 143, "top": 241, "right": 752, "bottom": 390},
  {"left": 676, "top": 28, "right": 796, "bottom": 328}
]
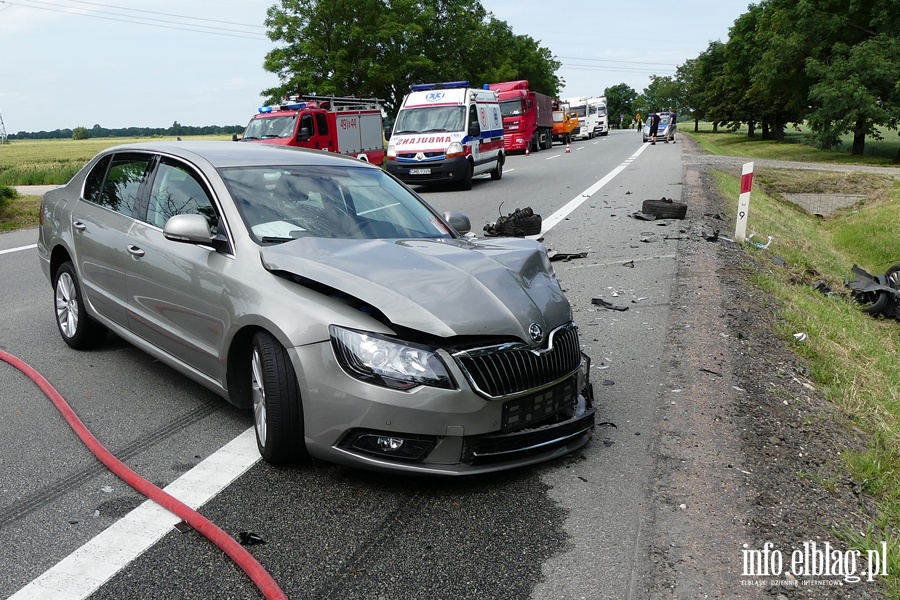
[
  {"left": 329, "top": 325, "right": 455, "bottom": 391},
  {"left": 387, "top": 144, "right": 397, "bottom": 159},
  {"left": 445, "top": 142, "right": 464, "bottom": 158}
]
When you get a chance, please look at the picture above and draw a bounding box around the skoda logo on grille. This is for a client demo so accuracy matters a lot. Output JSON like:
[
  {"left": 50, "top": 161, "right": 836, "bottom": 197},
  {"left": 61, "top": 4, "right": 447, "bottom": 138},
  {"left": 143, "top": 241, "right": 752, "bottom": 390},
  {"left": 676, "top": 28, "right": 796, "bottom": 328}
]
[{"left": 528, "top": 323, "right": 543, "bottom": 344}]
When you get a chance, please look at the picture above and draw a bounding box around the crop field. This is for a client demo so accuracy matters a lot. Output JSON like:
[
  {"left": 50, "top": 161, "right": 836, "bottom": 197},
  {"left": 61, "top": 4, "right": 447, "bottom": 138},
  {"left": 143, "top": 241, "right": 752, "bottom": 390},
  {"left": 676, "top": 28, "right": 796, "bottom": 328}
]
[{"left": 0, "top": 135, "right": 233, "bottom": 186}]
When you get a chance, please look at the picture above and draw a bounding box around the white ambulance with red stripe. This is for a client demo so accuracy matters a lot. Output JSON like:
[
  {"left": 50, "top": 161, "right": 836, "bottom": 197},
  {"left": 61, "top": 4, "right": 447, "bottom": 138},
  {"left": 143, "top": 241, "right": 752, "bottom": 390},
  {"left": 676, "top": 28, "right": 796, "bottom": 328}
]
[{"left": 387, "top": 81, "right": 505, "bottom": 190}]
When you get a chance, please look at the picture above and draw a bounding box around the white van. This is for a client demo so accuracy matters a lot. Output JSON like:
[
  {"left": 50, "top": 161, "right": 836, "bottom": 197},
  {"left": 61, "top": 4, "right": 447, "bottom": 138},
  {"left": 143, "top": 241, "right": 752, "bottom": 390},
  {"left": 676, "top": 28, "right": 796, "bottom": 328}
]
[{"left": 387, "top": 81, "right": 505, "bottom": 189}]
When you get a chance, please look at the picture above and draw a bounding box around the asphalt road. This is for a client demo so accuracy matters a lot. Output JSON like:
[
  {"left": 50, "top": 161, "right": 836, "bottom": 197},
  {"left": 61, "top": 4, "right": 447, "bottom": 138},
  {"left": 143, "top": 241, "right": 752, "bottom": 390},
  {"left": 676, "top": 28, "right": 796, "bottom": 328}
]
[{"left": 0, "top": 129, "right": 686, "bottom": 599}]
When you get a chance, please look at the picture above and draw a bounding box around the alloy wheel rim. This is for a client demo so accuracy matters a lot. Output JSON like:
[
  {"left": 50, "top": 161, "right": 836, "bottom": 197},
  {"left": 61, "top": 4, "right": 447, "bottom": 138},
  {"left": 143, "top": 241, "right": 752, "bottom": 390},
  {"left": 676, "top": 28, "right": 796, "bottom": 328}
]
[
  {"left": 55, "top": 272, "right": 78, "bottom": 338},
  {"left": 251, "top": 348, "right": 267, "bottom": 446}
]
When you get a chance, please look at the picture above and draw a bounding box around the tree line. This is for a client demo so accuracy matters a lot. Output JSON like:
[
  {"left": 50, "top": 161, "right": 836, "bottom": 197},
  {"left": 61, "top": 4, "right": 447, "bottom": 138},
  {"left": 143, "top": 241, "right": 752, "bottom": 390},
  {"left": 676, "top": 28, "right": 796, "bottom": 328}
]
[
  {"left": 9, "top": 122, "right": 244, "bottom": 141},
  {"left": 669, "top": 0, "right": 899, "bottom": 159}
]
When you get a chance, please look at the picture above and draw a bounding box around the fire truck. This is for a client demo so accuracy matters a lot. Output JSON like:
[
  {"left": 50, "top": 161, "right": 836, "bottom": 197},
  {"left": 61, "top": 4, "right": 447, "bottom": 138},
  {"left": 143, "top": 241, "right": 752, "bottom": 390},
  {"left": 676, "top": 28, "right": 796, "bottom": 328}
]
[{"left": 241, "top": 95, "right": 386, "bottom": 165}]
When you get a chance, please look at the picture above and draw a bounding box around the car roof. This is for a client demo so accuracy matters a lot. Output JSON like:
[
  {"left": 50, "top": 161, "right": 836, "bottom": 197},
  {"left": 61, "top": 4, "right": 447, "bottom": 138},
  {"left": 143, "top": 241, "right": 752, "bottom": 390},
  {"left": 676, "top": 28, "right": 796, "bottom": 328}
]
[{"left": 98, "top": 141, "right": 378, "bottom": 169}]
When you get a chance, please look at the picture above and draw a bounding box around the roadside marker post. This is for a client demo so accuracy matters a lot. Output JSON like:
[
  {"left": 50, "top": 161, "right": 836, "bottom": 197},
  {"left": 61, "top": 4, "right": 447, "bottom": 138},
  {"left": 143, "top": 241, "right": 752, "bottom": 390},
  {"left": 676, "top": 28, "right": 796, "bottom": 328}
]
[
  {"left": 565, "top": 143, "right": 571, "bottom": 153},
  {"left": 735, "top": 162, "right": 754, "bottom": 243}
]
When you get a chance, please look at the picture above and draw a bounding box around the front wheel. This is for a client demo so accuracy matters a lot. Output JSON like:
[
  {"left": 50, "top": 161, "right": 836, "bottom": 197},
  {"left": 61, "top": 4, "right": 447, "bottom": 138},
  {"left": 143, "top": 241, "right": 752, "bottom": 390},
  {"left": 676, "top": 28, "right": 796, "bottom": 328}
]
[
  {"left": 490, "top": 158, "right": 503, "bottom": 181},
  {"left": 458, "top": 161, "right": 474, "bottom": 191},
  {"left": 250, "top": 331, "right": 307, "bottom": 463},
  {"left": 53, "top": 262, "right": 107, "bottom": 349}
]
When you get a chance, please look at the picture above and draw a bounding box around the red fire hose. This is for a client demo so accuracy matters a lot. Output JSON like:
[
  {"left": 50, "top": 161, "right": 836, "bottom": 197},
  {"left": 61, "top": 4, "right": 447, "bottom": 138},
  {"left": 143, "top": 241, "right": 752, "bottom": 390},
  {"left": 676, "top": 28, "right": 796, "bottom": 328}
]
[{"left": 0, "top": 349, "right": 288, "bottom": 600}]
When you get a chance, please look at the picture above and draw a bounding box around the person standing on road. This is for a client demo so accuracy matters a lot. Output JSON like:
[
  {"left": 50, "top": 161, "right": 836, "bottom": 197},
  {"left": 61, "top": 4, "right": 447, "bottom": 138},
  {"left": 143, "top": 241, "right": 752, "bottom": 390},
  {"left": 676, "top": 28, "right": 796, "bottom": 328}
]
[
  {"left": 648, "top": 111, "right": 661, "bottom": 145},
  {"left": 635, "top": 112, "right": 642, "bottom": 130},
  {"left": 667, "top": 107, "right": 677, "bottom": 143}
]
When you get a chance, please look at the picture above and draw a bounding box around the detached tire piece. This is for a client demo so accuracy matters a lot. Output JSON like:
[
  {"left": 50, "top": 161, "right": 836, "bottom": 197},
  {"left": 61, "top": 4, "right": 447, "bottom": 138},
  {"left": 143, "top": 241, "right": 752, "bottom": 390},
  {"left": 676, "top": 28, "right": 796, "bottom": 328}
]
[
  {"left": 250, "top": 331, "right": 307, "bottom": 464},
  {"left": 53, "top": 261, "right": 107, "bottom": 349},
  {"left": 641, "top": 197, "right": 687, "bottom": 219}
]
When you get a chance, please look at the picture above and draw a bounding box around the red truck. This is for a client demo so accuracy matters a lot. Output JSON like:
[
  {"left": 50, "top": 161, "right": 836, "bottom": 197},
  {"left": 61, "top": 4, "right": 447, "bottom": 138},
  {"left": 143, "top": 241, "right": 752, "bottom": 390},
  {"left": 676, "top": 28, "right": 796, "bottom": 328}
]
[
  {"left": 241, "top": 95, "right": 386, "bottom": 165},
  {"left": 488, "top": 80, "right": 554, "bottom": 153}
]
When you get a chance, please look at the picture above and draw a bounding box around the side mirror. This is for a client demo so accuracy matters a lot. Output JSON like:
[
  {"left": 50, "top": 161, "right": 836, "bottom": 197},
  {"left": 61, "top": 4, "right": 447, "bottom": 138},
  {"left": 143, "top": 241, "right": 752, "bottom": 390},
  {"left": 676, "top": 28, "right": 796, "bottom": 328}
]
[
  {"left": 163, "top": 213, "right": 214, "bottom": 245},
  {"left": 232, "top": 133, "right": 239, "bottom": 142},
  {"left": 443, "top": 211, "right": 471, "bottom": 235},
  {"left": 468, "top": 122, "right": 480, "bottom": 137},
  {"left": 297, "top": 126, "right": 311, "bottom": 142}
]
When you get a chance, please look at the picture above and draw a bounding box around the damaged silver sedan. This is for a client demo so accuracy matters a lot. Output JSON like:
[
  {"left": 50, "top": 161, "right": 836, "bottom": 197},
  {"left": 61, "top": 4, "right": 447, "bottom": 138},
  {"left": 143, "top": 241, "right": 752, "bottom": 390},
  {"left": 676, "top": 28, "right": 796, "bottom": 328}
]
[{"left": 38, "top": 141, "right": 594, "bottom": 474}]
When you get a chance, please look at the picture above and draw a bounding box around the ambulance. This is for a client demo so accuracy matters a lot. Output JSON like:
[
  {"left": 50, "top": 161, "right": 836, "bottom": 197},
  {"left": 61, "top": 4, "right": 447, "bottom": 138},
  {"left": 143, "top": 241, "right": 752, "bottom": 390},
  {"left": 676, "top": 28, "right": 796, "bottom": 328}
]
[{"left": 387, "top": 81, "right": 505, "bottom": 190}]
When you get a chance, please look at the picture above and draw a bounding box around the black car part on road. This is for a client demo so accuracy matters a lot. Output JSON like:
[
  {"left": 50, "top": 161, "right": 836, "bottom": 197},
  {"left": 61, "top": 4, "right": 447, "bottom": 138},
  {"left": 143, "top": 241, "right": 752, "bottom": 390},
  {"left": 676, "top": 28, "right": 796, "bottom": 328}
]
[
  {"left": 483, "top": 206, "right": 542, "bottom": 237},
  {"left": 641, "top": 197, "right": 687, "bottom": 220}
]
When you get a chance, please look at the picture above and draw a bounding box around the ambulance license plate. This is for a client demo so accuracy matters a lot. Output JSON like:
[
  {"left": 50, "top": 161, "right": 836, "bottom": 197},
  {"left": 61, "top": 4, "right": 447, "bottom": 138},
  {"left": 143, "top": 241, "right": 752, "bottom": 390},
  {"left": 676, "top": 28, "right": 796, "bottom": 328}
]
[{"left": 409, "top": 168, "right": 431, "bottom": 175}]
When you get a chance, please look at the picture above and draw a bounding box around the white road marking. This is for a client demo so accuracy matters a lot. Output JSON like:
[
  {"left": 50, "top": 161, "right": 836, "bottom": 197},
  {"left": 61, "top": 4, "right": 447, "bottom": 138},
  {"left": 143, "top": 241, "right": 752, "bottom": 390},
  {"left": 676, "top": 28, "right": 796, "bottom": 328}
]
[
  {"left": 538, "top": 144, "right": 650, "bottom": 234},
  {"left": 0, "top": 244, "right": 37, "bottom": 255},
  {"left": 9, "top": 427, "right": 260, "bottom": 600}
]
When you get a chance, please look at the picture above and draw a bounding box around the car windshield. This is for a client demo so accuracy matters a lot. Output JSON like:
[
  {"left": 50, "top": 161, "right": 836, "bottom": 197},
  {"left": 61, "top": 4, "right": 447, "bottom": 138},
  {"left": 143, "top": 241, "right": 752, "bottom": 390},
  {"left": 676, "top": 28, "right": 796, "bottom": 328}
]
[
  {"left": 499, "top": 99, "right": 523, "bottom": 117},
  {"left": 392, "top": 106, "right": 465, "bottom": 134},
  {"left": 569, "top": 106, "right": 586, "bottom": 117},
  {"left": 220, "top": 165, "right": 453, "bottom": 244},
  {"left": 242, "top": 115, "right": 297, "bottom": 140}
]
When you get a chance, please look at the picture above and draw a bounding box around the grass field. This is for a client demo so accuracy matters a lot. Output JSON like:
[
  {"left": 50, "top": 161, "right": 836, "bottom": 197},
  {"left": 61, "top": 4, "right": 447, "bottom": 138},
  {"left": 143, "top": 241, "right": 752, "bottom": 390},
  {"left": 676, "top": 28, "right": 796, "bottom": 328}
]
[
  {"left": 704, "top": 139, "right": 900, "bottom": 598},
  {"left": 689, "top": 123, "right": 900, "bottom": 164},
  {"left": 0, "top": 135, "right": 234, "bottom": 186}
]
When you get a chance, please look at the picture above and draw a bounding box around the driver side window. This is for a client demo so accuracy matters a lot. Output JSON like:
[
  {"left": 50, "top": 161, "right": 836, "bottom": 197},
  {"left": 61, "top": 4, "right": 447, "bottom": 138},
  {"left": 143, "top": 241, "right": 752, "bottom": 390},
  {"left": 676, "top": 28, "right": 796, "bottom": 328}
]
[{"left": 147, "top": 162, "right": 218, "bottom": 233}]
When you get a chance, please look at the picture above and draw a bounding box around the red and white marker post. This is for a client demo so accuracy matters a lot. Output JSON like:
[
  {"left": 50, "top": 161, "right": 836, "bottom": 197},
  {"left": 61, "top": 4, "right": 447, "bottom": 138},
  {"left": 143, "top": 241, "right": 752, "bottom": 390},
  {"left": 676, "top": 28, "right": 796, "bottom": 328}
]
[{"left": 734, "top": 162, "right": 754, "bottom": 243}]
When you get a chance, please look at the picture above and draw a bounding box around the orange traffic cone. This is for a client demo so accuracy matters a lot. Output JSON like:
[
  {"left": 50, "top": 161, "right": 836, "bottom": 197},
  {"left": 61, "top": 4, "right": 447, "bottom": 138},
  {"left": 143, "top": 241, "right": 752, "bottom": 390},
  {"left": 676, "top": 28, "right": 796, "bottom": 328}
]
[{"left": 565, "top": 143, "right": 570, "bottom": 153}]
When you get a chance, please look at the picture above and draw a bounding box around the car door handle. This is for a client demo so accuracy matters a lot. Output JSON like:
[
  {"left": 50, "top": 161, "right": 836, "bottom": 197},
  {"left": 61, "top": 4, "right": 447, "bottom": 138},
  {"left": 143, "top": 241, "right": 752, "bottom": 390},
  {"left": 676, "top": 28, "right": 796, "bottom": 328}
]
[
  {"left": 127, "top": 245, "right": 145, "bottom": 258},
  {"left": 73, "top": 220, "right": 86, "bottom": 232}
]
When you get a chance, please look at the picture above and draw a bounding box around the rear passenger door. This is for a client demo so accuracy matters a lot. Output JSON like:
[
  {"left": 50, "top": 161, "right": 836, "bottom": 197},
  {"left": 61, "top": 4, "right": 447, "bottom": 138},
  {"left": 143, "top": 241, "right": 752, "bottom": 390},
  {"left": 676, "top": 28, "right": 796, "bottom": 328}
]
[
  {"left": 125, "top": 158, "right": 232, "bottom": 379},
  {"left": 71, "top": 152, "right": 151, "bottom": 328}
]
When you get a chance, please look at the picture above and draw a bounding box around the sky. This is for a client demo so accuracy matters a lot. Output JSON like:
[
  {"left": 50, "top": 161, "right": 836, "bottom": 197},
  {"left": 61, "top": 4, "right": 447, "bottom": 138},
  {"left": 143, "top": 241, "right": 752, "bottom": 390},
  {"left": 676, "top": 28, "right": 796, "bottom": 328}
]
[{"left": 0, "top": 0, "right": 753, "bottom": 134}]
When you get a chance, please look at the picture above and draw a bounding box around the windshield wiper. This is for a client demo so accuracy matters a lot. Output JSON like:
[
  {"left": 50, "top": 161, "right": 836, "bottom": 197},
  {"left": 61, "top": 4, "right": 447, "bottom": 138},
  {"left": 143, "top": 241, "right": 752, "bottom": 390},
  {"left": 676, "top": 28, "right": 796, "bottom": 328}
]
[
  {"left": 419, "top": 128, "right": 449, "bottom": 133},
  {"left": 260, "top": 236, "right": 294, "bottom": 244},
  {"left": 393, "top": 130, "right": 418, "bottom": 135},
  {"left": 242, "top": 135, "right": 259, "bottom": 140}
]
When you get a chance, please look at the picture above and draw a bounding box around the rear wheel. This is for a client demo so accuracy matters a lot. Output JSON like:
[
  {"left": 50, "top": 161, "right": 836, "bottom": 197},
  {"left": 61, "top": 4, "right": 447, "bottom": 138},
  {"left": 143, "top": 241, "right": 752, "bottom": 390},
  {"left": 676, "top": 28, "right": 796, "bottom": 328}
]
[
  {"left": 250, "top": 331, "right": 307, "bottom": 463},
  {"left": 53, "top": 262, "right": 107, "bottom": 349}
]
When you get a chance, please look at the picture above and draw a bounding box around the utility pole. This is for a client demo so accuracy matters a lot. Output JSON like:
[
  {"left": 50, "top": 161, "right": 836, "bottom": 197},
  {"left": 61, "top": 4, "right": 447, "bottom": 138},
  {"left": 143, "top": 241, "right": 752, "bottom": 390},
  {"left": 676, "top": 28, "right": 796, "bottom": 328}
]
[{"left": 0, "top": 109, "right": 7, "bottom": 144}]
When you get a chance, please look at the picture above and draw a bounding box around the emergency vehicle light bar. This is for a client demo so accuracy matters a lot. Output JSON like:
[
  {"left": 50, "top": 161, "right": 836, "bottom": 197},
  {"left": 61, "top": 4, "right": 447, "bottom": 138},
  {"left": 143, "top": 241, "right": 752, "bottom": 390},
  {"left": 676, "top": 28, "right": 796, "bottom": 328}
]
[
  {"left": 410, "top": 81, "right": 470, "bottom": 91},
  {"left": 258, "top": 102, "right": 307, "bottom": 113}
]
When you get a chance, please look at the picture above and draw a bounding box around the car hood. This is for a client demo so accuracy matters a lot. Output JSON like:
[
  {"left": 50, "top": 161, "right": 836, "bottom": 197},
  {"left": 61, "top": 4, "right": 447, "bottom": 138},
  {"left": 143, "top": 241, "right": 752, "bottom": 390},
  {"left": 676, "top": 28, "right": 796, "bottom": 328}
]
[{"left": 259, "top": 237, "right": 571, "bottom": 341}]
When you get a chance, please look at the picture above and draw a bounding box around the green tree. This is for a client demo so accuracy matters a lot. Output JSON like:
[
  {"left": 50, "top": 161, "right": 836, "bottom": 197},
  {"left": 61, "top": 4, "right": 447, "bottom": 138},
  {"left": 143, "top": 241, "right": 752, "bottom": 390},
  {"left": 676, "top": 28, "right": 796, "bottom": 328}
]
[
  {"left": 639, "top": 75, "right": 680, "bottom": 116},
  {"left": 604, "top": 83, "right": 638, "bottom": 129},
  {"left": 262, "top": 0, "right": 560, "bottom": 115},
  {"left": 72, "top": 127, "right": 90, "bottom": 140},
  {"left": 807, "top": 34, "right": 900, "bottom": 156}
]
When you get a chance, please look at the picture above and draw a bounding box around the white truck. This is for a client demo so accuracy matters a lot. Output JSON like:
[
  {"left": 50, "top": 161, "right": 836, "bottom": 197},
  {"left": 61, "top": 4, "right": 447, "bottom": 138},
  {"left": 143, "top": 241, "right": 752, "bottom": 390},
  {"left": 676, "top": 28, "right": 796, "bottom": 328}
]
[{"left": 564, "top": 96, "right": 607, "bottom": 140}]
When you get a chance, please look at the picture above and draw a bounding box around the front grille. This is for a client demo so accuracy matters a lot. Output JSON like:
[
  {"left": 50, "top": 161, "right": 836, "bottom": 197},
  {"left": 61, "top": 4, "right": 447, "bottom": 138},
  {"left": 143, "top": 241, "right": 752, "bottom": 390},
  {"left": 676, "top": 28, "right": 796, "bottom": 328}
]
[
  {"left": 396, "top": 151, "right": 444, "bottom": 161},
  {"left": 462, "top": 409, "right": 595, "bottom": 465},
  {"left": 453, "top": 322, "right": 582, "bottom": 398}
]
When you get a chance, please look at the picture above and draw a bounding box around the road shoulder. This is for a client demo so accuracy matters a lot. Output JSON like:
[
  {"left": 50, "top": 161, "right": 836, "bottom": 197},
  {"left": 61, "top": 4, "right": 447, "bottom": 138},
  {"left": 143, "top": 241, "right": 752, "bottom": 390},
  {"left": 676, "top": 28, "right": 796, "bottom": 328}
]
[{"left": 645, "top": 136, "right": 884, "bottom": 599}]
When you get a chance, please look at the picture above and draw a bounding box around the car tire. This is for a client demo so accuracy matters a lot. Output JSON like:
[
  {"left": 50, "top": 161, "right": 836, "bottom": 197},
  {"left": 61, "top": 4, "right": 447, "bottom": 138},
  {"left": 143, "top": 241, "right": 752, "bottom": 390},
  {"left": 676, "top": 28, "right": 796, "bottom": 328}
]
[
  {"left": 642, "top": 198, "right": 688, "bottom": 219},
  {"left": 250, "top": 330, "right": 307, "bottom": 464},
  {"left": 490, "top": 158, "right": 503, "bottom": 181},
  {"left": 862, "top": 290, "right": 891, "bottom": 316},
  {"left": 459, "top": 161, "right": 474, "bottom": 191},
  {"left": 885, "top": 264, "right": 900, "bottom": 289},
  {"left": 53, "top": 261, "right": 107, "bottom": 349}
]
